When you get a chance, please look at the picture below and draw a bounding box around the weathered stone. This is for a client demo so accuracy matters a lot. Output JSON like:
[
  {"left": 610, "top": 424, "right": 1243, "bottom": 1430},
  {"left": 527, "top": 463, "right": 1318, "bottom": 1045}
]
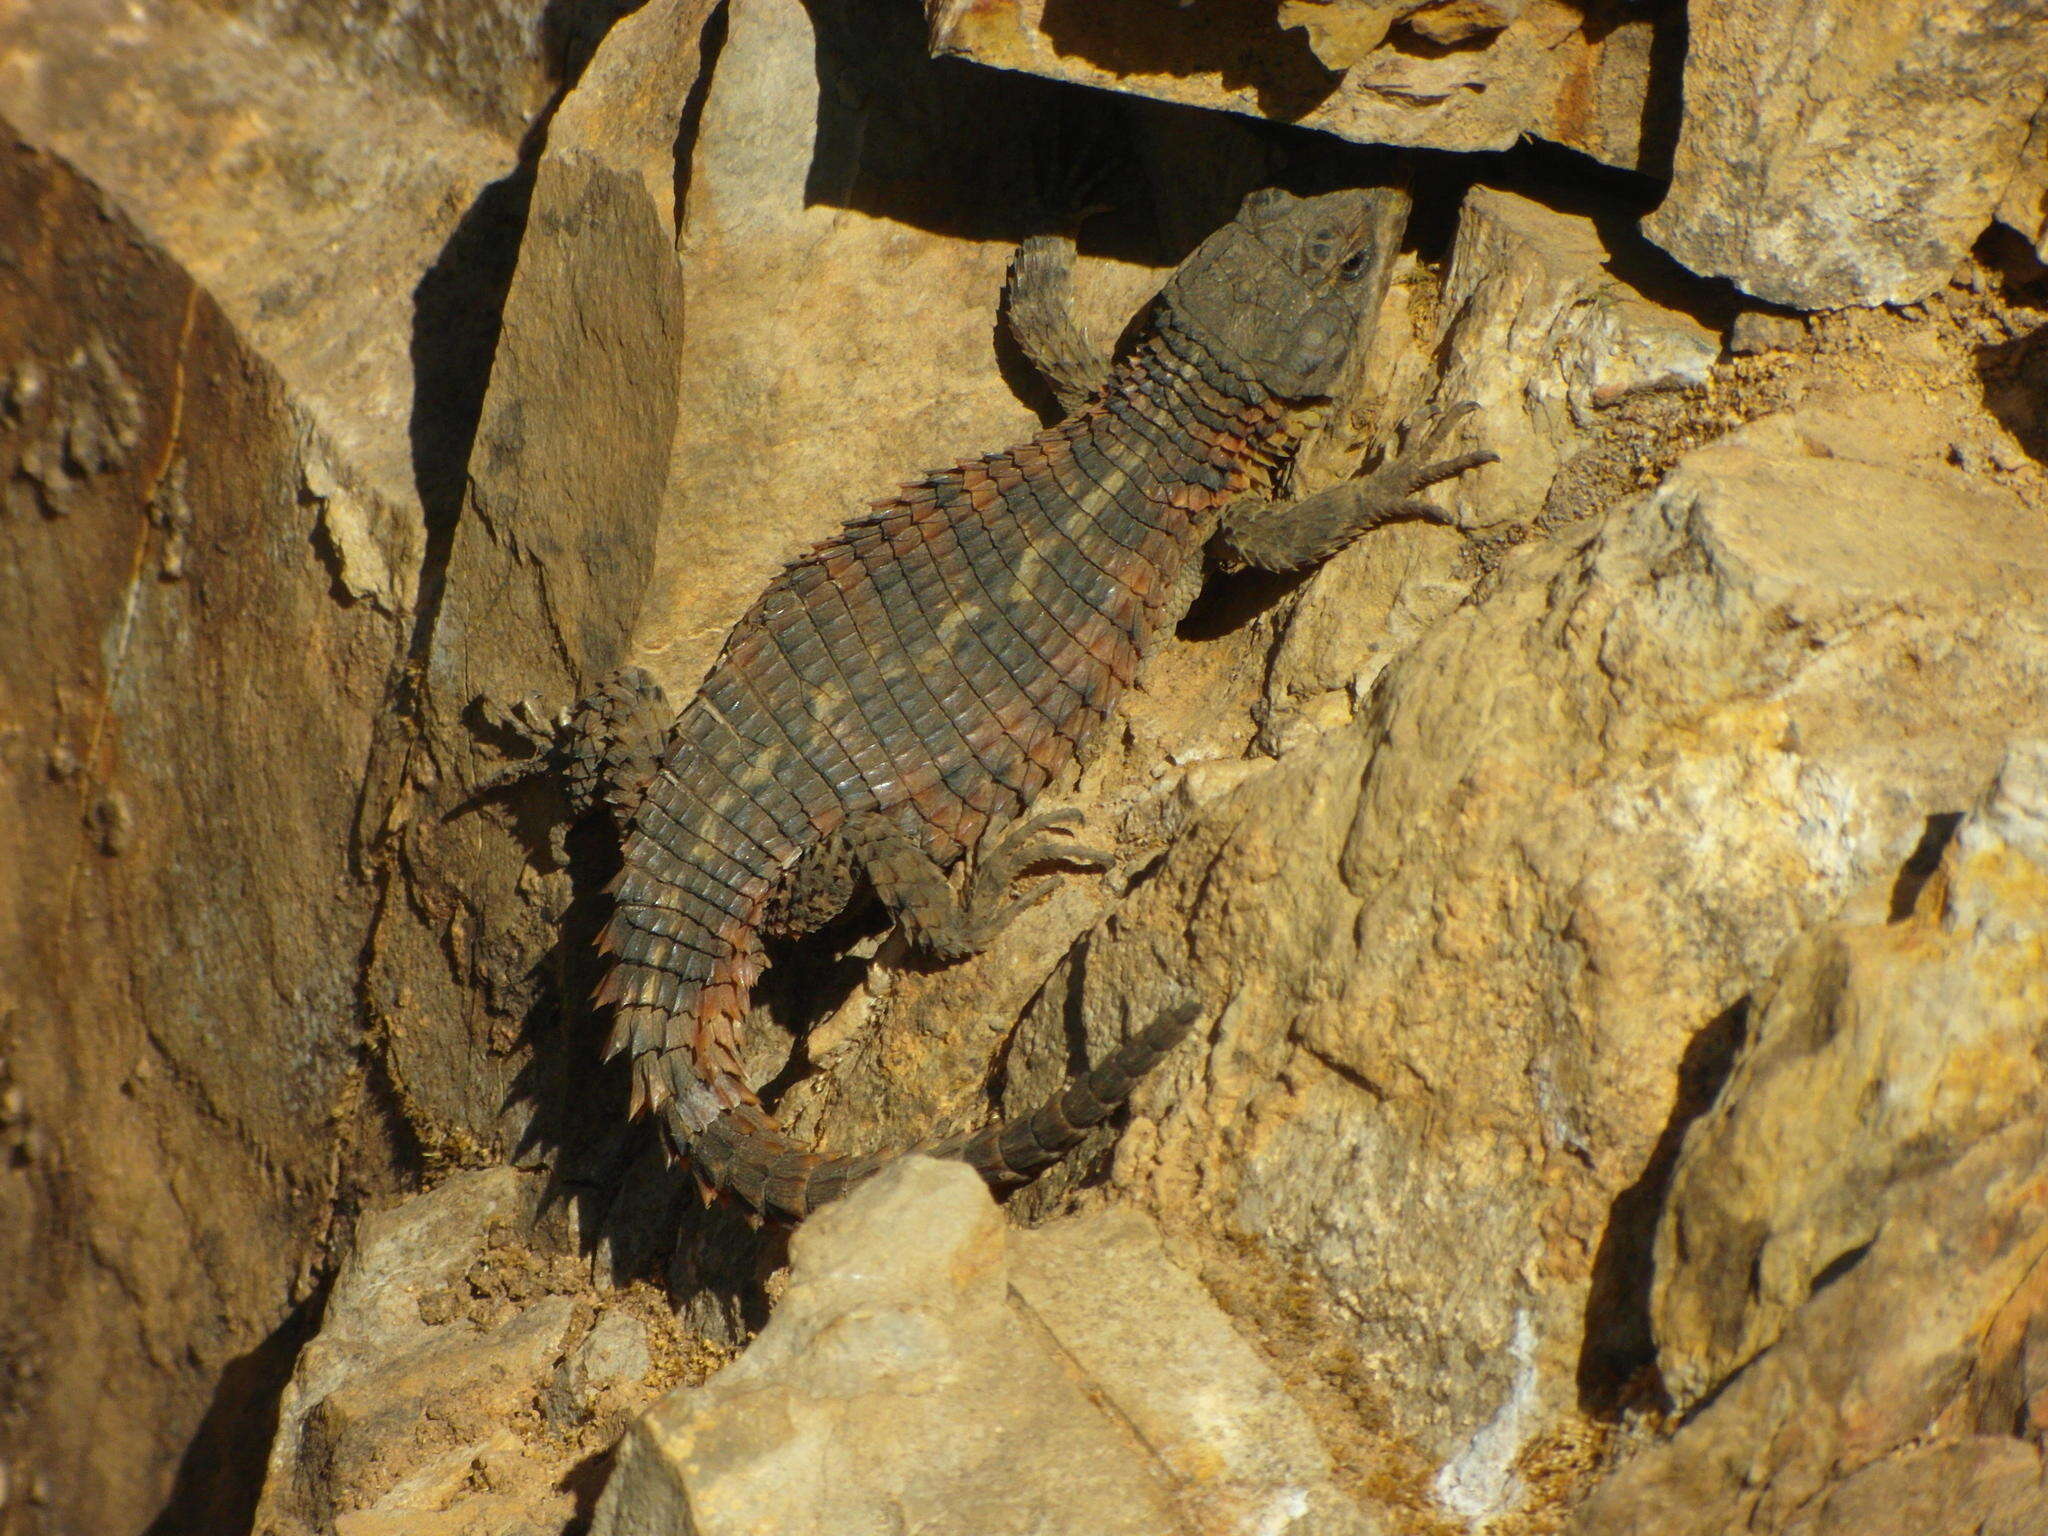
[
  {"left": 0, "top": 134, "right": 403, "bottom": 1533},
  {"left": 1998, "top": 107, "right": 2048, "bottom": 260},
  {"left": 1010, "top": 1210, "right": 1374, "bottom": 1536},
  {"left": 1643, "top": 0, "right": 2048, "bottom": 308},
  {"left": 1652, "top": 739, "right": 2048, "bottom": 1406},
  {"left": 0, "top": 0, "right": 525, "bottom": 605},
  {"left": 1728, "top": 309, "right": 1811, "bottom": 356},
  {"left": 256, "top": 1169, "right": 542, "bottom": 1532},
  {"left": 1574, "top": 1116, "right": 2048, "bottom": 1535},
  {"left": 928, "top": 0, "right": 1676, "bottom": 171},
  {"left": 989, "top": 393, "right": 2048, "bottom": 1521},
  {"left": 591, "top": 1157, "right": 1373, "bottom": 1536},
  {"left": 202, "top": 0, "right": 606, "bottom": 139}
]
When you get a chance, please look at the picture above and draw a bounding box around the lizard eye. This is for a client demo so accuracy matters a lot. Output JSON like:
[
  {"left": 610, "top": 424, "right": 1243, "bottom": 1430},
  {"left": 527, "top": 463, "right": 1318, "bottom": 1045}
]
[{"left": 1338, "top": 250, "right": 1368, "bottom": 281}]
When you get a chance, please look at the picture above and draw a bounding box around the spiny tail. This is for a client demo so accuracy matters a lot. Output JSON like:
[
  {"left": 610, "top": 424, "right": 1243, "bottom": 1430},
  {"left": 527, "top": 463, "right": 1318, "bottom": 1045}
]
[{"left": 662, "top": 1001, "right": 1200, "bottom": 1220}]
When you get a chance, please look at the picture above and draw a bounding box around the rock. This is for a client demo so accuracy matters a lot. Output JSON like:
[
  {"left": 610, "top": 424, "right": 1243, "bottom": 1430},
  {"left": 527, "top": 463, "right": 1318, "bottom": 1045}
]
[
  {"left": 204, "top": 0, "right": 587, "bottom": 138},
  {"left": 1998, "top": 109, "right": 2048, "bottom": 260},
  {"left": 927, "top": 0, "right": 1676, "bottom": 172},
  {"left": 255, "top": 1168, "right": 545, "bottom": 1532},
  {"left": 1642, "top": 0, "right": 2048, "bottom": 308},
  {"left": 0, "top": 0, "right": 524, "bottom": 600},
  {"left": 1573, "top": 1116, "right": 2048, "bottom": 1535},
  {"left": 1728, "top": 309, "right": 1810, "bottom": 356},
  {"left": 1009, "top": 1211, "right": 1374, "bottom": 1536},
  {"left": 1652, "top": 739, "right": 2048, "bottom": 1406},
  {"left": 590, "top": 1157, "right": 1374, "bottom": 1536},
  {"left": 0, "top": 132, "right": 412, "bottom": 1535},
  {"left": 993, "top": 393, "right": 2048, "bottom": 1520}
]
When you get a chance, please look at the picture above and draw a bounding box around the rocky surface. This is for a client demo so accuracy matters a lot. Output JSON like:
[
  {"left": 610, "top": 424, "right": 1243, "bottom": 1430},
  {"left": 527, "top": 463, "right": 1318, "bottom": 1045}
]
[
  {"left": 591, "top": 1157, "right": 1370, "bottom": 1536},
  {"left": 5, "top": 2, "right": 2048, "bottom": 1535},
  {"left": 928, "top": 0, "right": 1680, "bottom": 172},
  {"left": 1569, "top": 741, "right": 2048, "bottom": 1535},
  {"left": 1642, "top": 0, "right": 2048, "bottom": 308}
]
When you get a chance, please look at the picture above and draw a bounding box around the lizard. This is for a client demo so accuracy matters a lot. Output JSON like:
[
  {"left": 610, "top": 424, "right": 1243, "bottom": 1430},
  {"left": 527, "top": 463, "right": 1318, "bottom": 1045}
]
[{"left": 526, "top": 183, "right": 1493, "bottom": 1220}]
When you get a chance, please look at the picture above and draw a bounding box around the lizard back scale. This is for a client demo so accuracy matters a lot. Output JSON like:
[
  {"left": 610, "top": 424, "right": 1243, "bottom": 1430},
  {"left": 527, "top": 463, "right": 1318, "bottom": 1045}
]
[{"left": 587, "top": 185, "right": 1492, "bottom": 1218}]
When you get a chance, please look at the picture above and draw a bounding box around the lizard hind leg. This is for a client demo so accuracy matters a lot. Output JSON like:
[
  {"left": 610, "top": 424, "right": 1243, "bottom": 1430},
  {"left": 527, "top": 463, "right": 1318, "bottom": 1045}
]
[{"left": 843, "top": 810, "right": 1113, "bottom": 965}]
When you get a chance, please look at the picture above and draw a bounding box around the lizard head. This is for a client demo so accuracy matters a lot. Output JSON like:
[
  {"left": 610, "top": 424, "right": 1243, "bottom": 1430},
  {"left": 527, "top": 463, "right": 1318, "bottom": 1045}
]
[{"left": 1157, "top": 185, "right": 1410, "bottom": 402}]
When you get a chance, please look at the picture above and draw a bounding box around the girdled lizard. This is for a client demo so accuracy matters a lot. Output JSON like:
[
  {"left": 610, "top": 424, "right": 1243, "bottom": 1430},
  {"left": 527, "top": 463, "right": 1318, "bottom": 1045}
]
[{"left": 522, "top": 185, "right": 1492, "bottom": 1218}]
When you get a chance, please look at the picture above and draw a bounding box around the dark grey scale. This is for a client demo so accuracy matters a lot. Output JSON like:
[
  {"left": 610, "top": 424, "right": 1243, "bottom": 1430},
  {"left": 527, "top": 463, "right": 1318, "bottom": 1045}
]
[
  {"left": 937, "top": 505, "right": 1109, "bottom": 689},
  {"left": 1057, "top": 475, "right": 1171, "bottom": 592},
  {"left": 1155, "top": 317, "right": 1265, "bottom": 406},
  {"left": 765, "top": 573, "right": 914, "bottom": 817},
  {"left": 846, "top": 532, "right": 1056, "bottom": 768},
  {"left": 1090, "top": 398, "right": 1193, "bottom": 492},
  {"left": 1168, "top": 364, "right": 1276, "bottom": 447},
  {"left": 968, "top": 518, "right": 1130, "bottom": 686},
  {"left": 825, "top": 542, "right": 997, "bottom": 791},
  {"left": 821, "top": 560, "right": 949, "bottom": 786},
  {"left": 648, "top": 762, "right": 790, "bottom": 875},
  {"left": 1011, "top": 455, "right": 1139, "bottom": 598},
  {"left": 955, "top": 497, "right": 1114, "bottom": 651},
  {"left": 770, "top": 556, "right": 987, "bottom": 795},
  {"left": 610, "top": 906, "right": 730, "bottom": 971},
  {"left": 669, "top": 710, "right": 833, "bottom": 861},
  {"left": 1066, "top": 429, "right": 1167, "bottom": 547},
  {"left": 609, "top": 884, "right": 733, "bottom": 963},
  {"left": 1081, "top": 427, "right": 1184, "bottom": 543},
  {"left": 745, "top": 606, "right": 921, "bottom": 823},
  {"left": 1158, "top": 384, "right": 1250, "bottom": 458},
  {"left": 890, "top": 545, "right": 1086, "bottom": 772},
  {"left": 762, "top": 832, "right": 863, "bottom": 939},
  {"left": 918, "top": 483, "right": 1104, "bottom": 696},
  {"left": 1085, "top": 441, "right": 1189, "bottom": 567},
  {"left": 986, "top": 468, "right": 1130, "bottom": 614},
  {"left": 620, "top": 844, "right": 738, "bottom": 930},
  {"left": 627, "top": 789, "right": 764, "bottom": 893},
  {"left": 1101, "top": 390, "right": 1224, "bottom": 490},
  {"left": 1139, "top": 372, "right": 1252, "bottom": 472}
]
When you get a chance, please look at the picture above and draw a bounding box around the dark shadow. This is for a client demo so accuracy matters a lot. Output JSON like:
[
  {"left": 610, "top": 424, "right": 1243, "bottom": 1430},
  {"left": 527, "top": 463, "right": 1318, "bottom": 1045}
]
[
  {"left": 140, "top": 1293, "right": 323, "bottom": 1536},
  {"left": 560, "top": 1442, "right": 619, "bottom": 1536},
  {"left": 1888, "top": 811, "right": 1963, "bottom": 921},
  {"left": 1807, "top": 1237, "right": 1872, "bottom": 1297},
  {"left": 1972, "top": 226, "right": 2048, "bottom": 470},
  {"left": 541, "top": 0, "right": 654, "bottom": 94},
  {"left": 1039, "top": 0, "right": 1342, "bottom": 120},
  {"left": 404, "top": 148, "right": 538, "bottom": 669},
  {"left": 1576, "top": 997, "right": 1749, "bottom": 1415},
  {"left": 670, "top": 0, "right": 730, "bottom": 232},
  {"left": 1179, "top": 561, "right": 1314, "bottom": 643}
]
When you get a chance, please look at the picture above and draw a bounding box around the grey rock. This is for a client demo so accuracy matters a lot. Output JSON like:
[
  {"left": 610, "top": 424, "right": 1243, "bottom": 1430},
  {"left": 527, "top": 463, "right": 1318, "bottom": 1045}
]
[
  {"left": 255, "top": 1168, "right": 550, "bottom": 1532},
  {"left": 1574, "top": 1115, "right": 2048, "bottom": 1536},
  {"left": 1643, "top": 0, "right": 2048, "bottom": 308},
  {"left": 591, "top": 1158, "right": 1374, "bottom": 1536}
]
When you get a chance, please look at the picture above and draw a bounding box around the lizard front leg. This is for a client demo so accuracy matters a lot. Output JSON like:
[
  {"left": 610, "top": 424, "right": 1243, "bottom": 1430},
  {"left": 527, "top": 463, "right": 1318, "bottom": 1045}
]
[
  {"left": 471, "top": 665, "right": 674, "bottom": 831},
  {"left": 841, "top": 810, "right": 1112, "bottom": 964},
  {"left": 1217, "top": 401, "right": 1499, "bottom": 573}
]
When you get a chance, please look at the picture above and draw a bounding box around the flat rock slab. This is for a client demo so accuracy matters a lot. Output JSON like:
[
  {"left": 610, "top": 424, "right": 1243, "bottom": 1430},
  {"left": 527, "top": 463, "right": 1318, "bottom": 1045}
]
[
  {"left": 926, "top": 0, "right": 1674, "bottom": 171},
  {"left": 591, "top": 1158, "right": 1374, "bottom": 1536}
]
